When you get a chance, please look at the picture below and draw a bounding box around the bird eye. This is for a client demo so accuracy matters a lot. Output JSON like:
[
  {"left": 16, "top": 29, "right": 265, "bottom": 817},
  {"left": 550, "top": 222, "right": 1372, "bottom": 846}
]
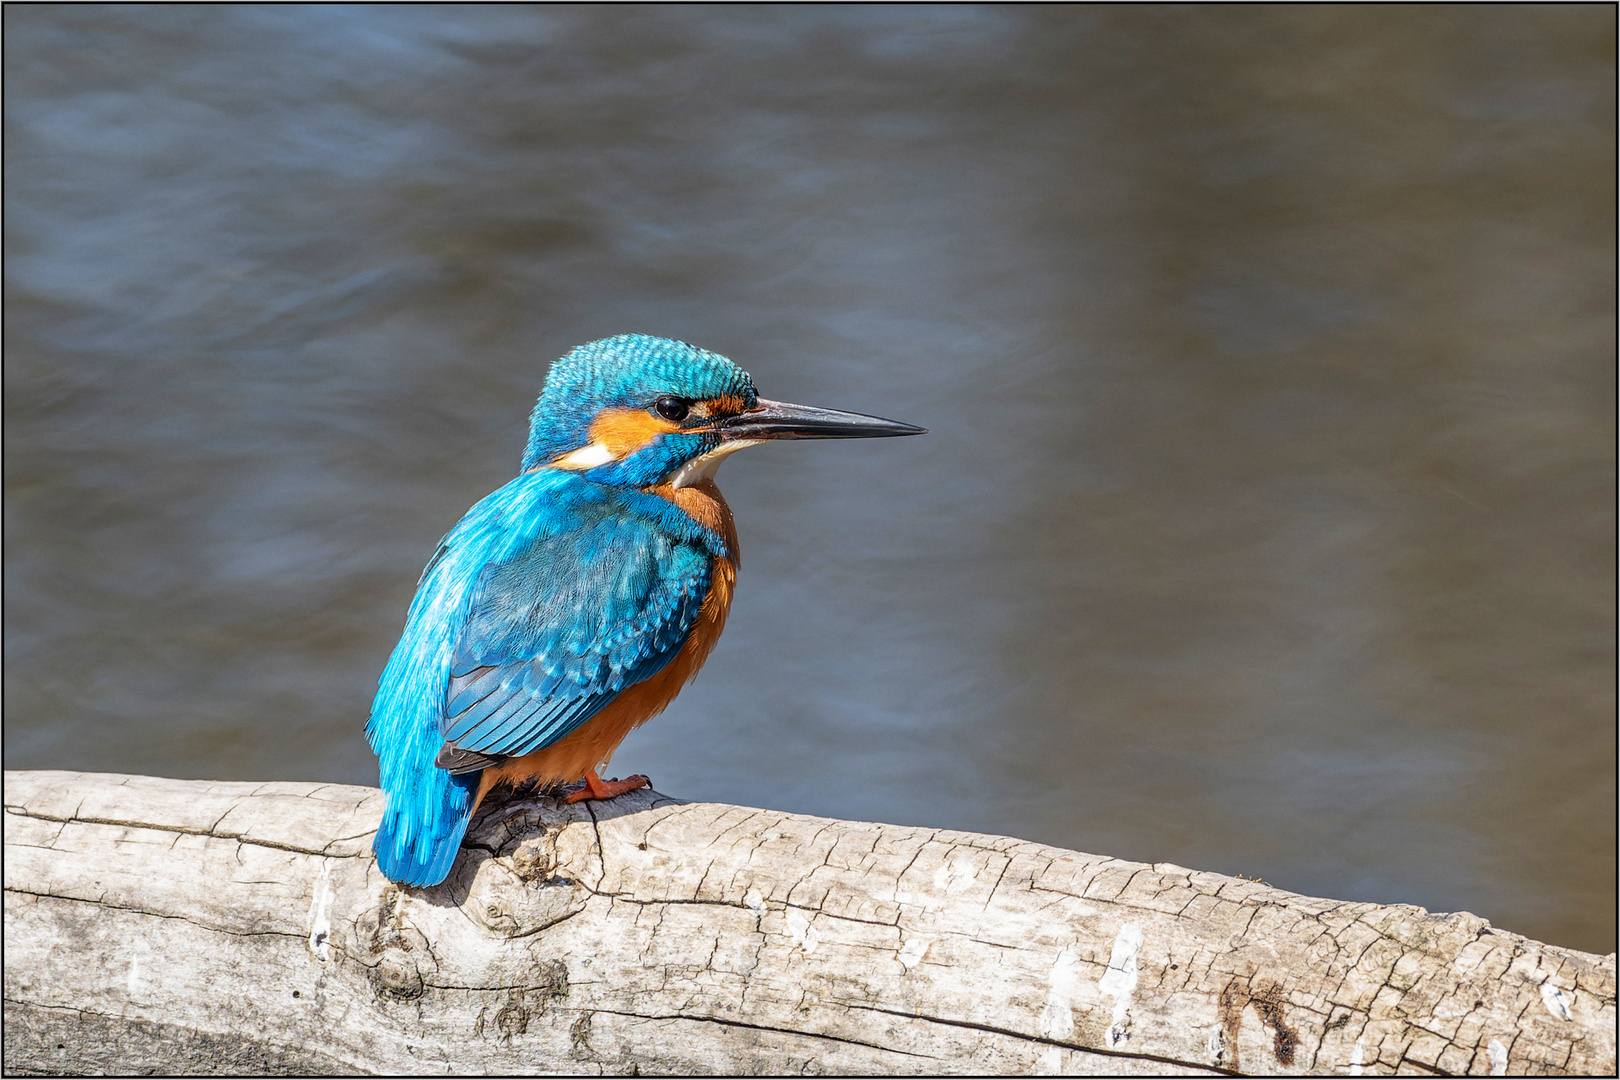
[{"left": 654, "top": 396, "right": 690, "bottom": 422}]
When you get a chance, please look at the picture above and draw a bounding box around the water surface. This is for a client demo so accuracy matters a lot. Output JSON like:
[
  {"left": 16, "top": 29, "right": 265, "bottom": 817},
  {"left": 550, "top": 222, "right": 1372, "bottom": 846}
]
[{"left": 5, "top": 5, "right": 1613, "bottom": 952}]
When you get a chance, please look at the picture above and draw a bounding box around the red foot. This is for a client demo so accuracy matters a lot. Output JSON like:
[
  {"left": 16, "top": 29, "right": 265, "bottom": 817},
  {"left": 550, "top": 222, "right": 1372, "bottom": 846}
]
[{"left": 564, "top": 768, "right": 650, "bottom": 804}]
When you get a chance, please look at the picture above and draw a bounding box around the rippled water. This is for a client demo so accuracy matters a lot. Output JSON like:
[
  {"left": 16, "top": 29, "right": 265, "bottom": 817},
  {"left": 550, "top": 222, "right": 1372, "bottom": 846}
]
[{"left": 5, "top": 6, "right": 1613, "bottom": 952}]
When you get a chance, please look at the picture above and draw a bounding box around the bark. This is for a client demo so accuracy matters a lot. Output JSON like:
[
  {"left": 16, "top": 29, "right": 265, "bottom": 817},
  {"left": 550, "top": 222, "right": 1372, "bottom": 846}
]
[{"left": 3, "top": 769, "right": 1613, "bottom": 1076}]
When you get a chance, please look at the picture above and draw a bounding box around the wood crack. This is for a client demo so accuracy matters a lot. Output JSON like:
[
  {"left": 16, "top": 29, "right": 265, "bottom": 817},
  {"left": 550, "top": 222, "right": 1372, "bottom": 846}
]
[{"left": 6, "top": 770, "right": 1612, "bottom": 1077}]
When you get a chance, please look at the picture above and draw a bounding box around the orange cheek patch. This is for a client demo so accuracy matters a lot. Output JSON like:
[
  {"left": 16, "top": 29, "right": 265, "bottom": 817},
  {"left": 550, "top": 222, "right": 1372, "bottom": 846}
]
[
  {"left": 588, "top": 408, "right": 682, "bottom": 457},
  {"left": 705, "top": 394, "right": 750, "bottom": 416}
]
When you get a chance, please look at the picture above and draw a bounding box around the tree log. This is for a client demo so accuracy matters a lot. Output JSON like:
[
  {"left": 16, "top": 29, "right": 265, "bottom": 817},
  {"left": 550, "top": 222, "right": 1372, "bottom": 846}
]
[{"left": 2, "top": 770, "right": 1612, "bottom": 1076}]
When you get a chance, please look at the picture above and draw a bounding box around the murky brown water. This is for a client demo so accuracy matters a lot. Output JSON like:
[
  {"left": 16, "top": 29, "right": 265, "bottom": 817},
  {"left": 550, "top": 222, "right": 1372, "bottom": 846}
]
[{"left": 5, "top": 6, "right": 1613, "bottom": 952}]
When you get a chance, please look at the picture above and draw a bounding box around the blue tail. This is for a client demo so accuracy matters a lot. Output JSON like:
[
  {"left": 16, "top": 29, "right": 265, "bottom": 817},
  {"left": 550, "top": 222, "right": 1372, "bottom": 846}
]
[
  {"left": 372, "top": 764, "right": 480, "bottom": 887},
  {"left": 368, "top": 630, "right": 483, "bottom": 887},
  {"left": 365, "top": 473, "right": 538, "bottom": 887}
]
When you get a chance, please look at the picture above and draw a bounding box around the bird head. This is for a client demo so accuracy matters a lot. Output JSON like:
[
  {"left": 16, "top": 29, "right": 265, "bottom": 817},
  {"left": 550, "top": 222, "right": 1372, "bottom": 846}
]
[{"left": 522, "top": 334, "right": 924, "bottom": 488}]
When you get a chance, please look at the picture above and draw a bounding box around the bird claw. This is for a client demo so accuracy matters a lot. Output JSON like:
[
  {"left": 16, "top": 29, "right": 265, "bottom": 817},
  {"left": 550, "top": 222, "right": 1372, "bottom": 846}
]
[
  {"left": 564, "top": 769, "right": 651, "bottom": 804},
  {"left": 509, "top": 776, "right": 568, "bottom": 800}
]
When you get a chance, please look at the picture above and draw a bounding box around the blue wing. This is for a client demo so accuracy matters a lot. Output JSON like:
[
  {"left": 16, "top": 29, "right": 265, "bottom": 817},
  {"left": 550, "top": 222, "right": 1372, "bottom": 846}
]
[
  {"left": 368, "top": 472, "right": 723, "bottom": 885},
  {"left": 435, "top": 504, "right": 712, "bottom": 765}
]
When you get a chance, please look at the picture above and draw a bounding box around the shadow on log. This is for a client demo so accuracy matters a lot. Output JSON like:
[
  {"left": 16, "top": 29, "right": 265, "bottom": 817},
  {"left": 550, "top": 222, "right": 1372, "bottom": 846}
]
[{"left": 3, "top": 770, "right": 1614, "bottom": 1076}]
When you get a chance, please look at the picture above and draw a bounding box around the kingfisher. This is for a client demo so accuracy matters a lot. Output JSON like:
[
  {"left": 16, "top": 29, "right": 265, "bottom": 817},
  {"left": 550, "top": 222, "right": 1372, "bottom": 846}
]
[{"left": 367, "top": 334, "right": 925, "bottom": 886}]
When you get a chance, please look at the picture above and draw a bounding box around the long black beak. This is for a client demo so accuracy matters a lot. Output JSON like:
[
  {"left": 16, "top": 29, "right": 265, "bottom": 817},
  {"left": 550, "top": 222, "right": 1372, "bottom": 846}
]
[{"left": 718, "top": 398, "right": 927, "bottom": 441}]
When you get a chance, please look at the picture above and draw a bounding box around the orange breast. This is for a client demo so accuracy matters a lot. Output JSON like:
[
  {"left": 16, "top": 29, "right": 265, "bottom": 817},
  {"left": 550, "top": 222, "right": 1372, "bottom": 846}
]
[{"left": 479, "top": 478, "right": 738, "bottom": 803}]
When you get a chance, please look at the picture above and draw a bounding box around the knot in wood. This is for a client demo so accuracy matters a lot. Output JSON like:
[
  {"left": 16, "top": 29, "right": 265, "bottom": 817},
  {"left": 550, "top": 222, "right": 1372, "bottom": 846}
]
[
  {"left": 466, "top": 856, "right": 587, "bottom": 938},
  {"left": 510, "top": 836, "right": 560, "bottom": 883},
  {"left": 373, "top": 949, "right": 424, "bottom": 1000}
]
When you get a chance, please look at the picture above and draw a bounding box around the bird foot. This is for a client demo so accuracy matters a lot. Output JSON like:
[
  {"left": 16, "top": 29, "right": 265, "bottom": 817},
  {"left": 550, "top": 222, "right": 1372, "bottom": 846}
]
[{"left": 564, "top": 768, "right": 650, "bottom": 804}]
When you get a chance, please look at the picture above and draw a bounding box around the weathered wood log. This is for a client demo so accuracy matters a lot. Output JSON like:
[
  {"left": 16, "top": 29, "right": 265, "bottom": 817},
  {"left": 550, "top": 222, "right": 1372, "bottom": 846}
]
[{"left": 3, "top": 770, "right": 1613, "bottom": 1076}]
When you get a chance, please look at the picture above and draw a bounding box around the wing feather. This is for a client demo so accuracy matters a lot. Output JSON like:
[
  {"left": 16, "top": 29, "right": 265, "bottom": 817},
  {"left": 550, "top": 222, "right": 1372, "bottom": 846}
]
[{"left": 437, "top": 506, "right": 711, "bottom": 763}]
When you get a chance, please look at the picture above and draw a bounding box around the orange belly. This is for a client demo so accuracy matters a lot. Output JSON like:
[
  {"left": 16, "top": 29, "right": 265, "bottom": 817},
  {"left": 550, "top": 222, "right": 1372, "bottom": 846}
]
[{"left": 475, "top": 478, "right": 737, "bottom": 807}]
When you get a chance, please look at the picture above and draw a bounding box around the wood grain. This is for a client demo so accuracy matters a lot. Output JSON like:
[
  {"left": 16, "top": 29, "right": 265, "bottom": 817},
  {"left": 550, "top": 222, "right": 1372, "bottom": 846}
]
[{"left": 4, "top": 770, "right": 1612, "bottom": 1075}]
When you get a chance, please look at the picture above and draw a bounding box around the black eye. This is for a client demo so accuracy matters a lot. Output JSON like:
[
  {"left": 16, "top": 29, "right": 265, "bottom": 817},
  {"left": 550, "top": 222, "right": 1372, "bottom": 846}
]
[{"left": 654, "top": 396, "right": 690, "bottom": 422}]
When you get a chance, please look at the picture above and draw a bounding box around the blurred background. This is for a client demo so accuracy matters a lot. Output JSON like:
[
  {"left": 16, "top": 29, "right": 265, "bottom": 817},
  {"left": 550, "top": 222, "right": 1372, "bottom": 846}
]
[{"left": 5, "top": 6, "right": 1613, "bottom": 953}]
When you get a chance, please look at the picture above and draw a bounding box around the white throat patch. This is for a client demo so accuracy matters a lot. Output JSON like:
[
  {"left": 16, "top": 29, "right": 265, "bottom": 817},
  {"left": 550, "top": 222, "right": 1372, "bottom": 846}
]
[
  {"left": 666, "top": 440, "right": 763, "bottom": 489},
  {"left": 551, "top": 442, "right": 617, "bottom": 470}
]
